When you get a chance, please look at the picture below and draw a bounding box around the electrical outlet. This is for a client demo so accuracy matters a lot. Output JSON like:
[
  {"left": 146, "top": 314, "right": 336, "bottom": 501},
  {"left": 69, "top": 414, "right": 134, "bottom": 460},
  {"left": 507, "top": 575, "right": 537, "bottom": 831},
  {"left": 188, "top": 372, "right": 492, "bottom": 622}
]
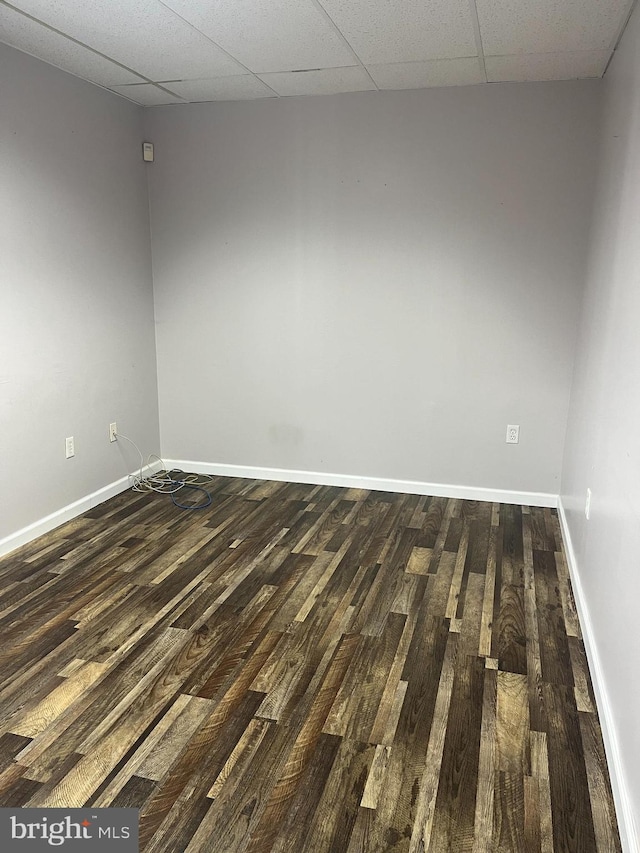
[
  {"left": 109, "top": 422, "right": 117, "bottom": 443},
  {"left": 585, "top": 488, "right": 591, "bottom": 520},
  {"left": 506, "top": 424, "right": 520, "bottom": 444},
  {"left": 65, "top": 436, "right": 75, "bottom": 458}
]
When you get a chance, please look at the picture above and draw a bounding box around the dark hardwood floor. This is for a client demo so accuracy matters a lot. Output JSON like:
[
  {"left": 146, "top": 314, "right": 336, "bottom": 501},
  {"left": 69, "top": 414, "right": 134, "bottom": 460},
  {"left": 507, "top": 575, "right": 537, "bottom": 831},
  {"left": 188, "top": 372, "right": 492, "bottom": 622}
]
[{"left": 0, "top": 476, "right": 621, "bottom": 852}]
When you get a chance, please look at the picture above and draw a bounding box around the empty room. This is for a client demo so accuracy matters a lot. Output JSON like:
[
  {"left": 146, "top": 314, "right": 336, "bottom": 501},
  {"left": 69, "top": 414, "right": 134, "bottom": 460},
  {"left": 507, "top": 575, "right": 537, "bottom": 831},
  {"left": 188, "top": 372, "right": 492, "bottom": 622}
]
[{"left": 1, "top": 0, "right": 639, "bottom": 850}]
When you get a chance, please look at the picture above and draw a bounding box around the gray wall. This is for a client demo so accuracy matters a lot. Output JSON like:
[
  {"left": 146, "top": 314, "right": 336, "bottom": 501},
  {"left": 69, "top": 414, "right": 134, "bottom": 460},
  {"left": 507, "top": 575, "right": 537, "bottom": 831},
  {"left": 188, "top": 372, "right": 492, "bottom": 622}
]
[
  {"left": 146, "top": 82, "right": 599, "bottom": 495},
  {"left": 0, "top": 43, "right": 160, "bottom": 542},
  {"left": 561, "top": 1, "right": 640, "bottom": 838}
]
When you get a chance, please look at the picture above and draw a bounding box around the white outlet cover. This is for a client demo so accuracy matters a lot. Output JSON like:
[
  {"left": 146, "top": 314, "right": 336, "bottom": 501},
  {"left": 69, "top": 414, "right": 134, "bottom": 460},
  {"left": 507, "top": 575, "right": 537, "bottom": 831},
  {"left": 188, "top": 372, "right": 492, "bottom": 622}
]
[
  {"left": 585, "top": 487, "right": 592, "bottom": 520},
  {"left": 506, "top": 424, "right": 520, "bottom": 444},
  {"left": 65, "top": 436, "right": 75, "bottom": 458}
]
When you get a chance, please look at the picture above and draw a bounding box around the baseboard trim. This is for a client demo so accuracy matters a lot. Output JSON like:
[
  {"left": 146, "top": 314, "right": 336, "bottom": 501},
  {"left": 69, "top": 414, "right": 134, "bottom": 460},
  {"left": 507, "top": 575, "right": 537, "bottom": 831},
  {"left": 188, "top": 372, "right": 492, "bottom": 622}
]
[
  {"left": 557, "top": 497, "right": 638, "bottom": 853},
  {"left": 0, "top": 462, "right": 162, "bottom": 559},
  {"left": 165, "top": 459, "right": 557, "bottom": 508}
]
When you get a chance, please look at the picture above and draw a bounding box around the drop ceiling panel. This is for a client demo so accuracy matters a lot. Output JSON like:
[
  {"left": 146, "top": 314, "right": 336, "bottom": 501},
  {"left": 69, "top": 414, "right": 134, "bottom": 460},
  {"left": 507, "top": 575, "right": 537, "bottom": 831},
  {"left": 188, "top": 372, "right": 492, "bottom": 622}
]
[
  {"left": 167, "top": 75, "right": 276, "bottom": 101},
  {"left": 368, "top": 58, "right": 484, "bottom": 89},
  {"left": 317, "top": 0, "right": 478, "bottom": 63},
  {"left": 160, "top": 0, "right": 356, "bottom": 73},
  {"left": 0, "top": 5, "right": 143, "bottom": 84},
  {"left": 9, "top": 0, "right": 245, "bottom": 80},
  {"left": 476, "top": 0, "right": 630, "bottom": 55},
  {"left": 109, "top": 83, "right": 186, "bottom": 105},
  {"left": 259, "top": 65, "right": 375, "bottom": 96},
  {"left": 1, "top": 0, "right": 635, "bottom": 101},
  {"left": 486, "top": 50, "right": 610, "bottom": 82}
]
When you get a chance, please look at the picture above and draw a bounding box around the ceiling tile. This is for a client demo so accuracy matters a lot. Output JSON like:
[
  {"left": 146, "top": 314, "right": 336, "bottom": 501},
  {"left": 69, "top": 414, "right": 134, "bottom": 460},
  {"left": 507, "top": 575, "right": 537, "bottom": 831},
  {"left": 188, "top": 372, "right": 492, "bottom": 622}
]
[
  {"left": 317, "top": 0, "right": 477, "bottom": 63},
  {"left": 476, "top": 0, "right": 629, "bottom": 55},
  {"left": 1, "top": 0, "right": 630, "bottom": 98},
  {"left": 8, "top": 0, "right": 245, "bottom": 80},
  {"left": 160, "top": 0, "right": 356, "bottom": 74},
  {"left": 109, "top": 83, "right": 186, "bottom": 106},
  {"left": 258, "top": 66, "right": 376, "bottom": 97},
  {"left": 486, "top": 50, "right": 610, "bottom": 82},
  {"left": 166, "top": 75, "right": 276, "bottom": 102},
  {"left": 368, "top": 57, "right": 485, "bottom": 89},
  {"left": 0, "top": 5, "right": 142, "bottom": 85}
]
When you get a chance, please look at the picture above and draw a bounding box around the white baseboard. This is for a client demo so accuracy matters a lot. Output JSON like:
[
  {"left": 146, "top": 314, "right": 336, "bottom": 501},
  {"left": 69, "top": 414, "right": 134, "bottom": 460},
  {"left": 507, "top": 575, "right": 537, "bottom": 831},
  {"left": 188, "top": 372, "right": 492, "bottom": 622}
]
[
  {"left": 557, "top": 497, "right": 638, "bottom": 853},
  {"left": 164, "top": 459, "right": 557, "bottom": 508},
  {"left": 0, "top": 462, "right": 162, "bottom": 559}
]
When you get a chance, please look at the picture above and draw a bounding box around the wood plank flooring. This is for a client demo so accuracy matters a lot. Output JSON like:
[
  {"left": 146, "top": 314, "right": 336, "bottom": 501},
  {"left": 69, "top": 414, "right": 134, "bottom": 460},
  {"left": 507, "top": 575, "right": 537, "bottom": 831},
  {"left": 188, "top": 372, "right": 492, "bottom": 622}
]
[{"left": 0, "top": 476, "right": 622, "bottom": 852}]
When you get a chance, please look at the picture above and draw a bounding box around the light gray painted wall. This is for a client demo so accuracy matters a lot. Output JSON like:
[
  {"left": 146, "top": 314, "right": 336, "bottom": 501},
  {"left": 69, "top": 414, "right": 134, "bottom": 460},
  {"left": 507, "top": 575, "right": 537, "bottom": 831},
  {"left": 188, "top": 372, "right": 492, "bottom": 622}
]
[
  {"left": 0, "top": 43, "right": 160, "bottom": 541},
  {"left": 146, "top": 82, "right": 600, "bottom": 494},
  {"left": 561, "top": 2, "right": 640, "bottom": 839}
]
